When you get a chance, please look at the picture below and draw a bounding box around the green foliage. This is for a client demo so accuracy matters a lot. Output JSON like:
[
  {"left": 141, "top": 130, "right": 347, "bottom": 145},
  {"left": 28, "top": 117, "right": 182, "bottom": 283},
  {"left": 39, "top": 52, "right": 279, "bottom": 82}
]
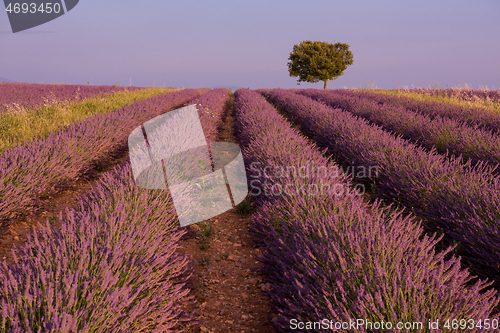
[
  {"left": 199, "top": 256, "right": 210, "bottom": 266},
  {"left": 49, "top": 216, "right": 57, "bottom": 225},
  {"left": 235, "top": 197, "right": 253, "bottom": 215},
  {"left": 195, "top": 282, "right": 207, "bottom": 293},
  {"left": 93, "top": 161, "right": 104, "bottom": 172},
  {"left": 288, "top": 40, "right": 353, "bottom": 89},
  {"left": 197, "top": 221, "right": 214, "bottom": 249}
]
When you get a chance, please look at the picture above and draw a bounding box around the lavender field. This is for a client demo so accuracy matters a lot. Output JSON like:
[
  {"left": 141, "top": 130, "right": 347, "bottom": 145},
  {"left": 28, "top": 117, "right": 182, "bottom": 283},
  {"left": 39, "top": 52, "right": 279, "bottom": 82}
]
[
  {"left": 1, "top": 84, "right": 500, "bottom": 332},
  {"left": 0, "top": 83, "right": 144, "bottom": 114}
]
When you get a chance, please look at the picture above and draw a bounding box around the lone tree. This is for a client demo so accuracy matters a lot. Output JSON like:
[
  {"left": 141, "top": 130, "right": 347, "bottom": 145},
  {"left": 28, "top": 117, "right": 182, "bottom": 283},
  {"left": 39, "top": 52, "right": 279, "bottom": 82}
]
[{"left": 288, "top": 40, "right": 353, "bottom": 89}]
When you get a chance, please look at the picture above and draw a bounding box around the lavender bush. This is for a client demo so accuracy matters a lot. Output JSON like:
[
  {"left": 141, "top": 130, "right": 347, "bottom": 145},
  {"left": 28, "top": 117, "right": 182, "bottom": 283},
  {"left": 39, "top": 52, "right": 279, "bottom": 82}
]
[
  {"left": 233, "top": 88, "right": 499, "bottom": 332},
  {"left": 0, "top": 89, "right": 202, "bottom": 227},
  {"left": 346, "top": 89, "right": 500, "bottom": 134},
  {"left": 407, "top": 87, "right": 500, "bottom": 103},
  {"left": 298, "top": 89, "right": 500, "bottom": 169},
  {"left": 0, "top": 162, "right": 193, "bottom": 332},
  {"left": 0, "top": 83, "right": 144, "bottom": 114},
  {"left": 261, "top": 88, "right": 500, "bottom": 286},
  {"left": 189, "top": 88, "right": 229, "bottom": 143}
]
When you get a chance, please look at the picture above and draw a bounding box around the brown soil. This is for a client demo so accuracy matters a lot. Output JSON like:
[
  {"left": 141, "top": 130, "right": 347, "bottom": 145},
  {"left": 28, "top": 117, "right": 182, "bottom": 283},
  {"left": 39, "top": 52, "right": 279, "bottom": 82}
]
[
  {"left": 0, "top": 95, "right": 276, "bottom": 332},
  {"left": 176, "top": 95, "right": 275, "bottom": 333}
]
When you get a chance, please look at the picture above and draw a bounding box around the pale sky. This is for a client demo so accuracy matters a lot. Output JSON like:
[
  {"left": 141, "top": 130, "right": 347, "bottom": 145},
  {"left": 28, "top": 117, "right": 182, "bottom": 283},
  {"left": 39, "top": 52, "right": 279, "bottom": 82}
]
[{"left": 1, "top": 0, "right": 499, "bottom": 89}]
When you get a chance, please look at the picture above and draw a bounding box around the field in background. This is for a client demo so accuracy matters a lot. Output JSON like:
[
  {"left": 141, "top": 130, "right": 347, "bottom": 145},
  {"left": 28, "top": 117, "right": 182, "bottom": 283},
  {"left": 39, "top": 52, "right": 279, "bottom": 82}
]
[
  {"left": 366, "top": 85, "right": 500, "bottom": 114},
  {"left": 0, "top": 85, "right": 178, "bottom": 152}
]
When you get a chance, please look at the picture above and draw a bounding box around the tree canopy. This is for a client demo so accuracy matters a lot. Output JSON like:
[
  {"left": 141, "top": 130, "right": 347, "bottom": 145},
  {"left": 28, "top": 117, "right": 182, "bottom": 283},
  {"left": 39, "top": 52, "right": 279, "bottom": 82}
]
[{"left": 288, "top": 40, "right": 353, "bottom": 89}]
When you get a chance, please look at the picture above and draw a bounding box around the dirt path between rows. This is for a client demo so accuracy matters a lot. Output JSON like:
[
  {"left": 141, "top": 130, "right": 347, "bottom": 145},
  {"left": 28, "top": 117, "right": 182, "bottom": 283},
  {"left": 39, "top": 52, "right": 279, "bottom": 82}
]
[{"left": 177, "top": 94, "right": 275, "bottom": 333}]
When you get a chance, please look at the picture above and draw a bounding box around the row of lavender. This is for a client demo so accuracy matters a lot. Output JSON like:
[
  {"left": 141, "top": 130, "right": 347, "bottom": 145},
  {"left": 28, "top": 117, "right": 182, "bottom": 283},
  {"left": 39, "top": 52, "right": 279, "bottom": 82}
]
[
  {"left": 0, "top": 83, "right": 144, "bottom": 113},
  {"left": 189, "top": 88, "right": 229, "bottom": 142},
  {"left": 0, "top": 89, "right": 230, "bottom": 332},
  {"left": 233, "top": 89, "right": 498, "bottom": 333},
  {"left": 1, "top": 164, "right": 193, "bottom": 332},
  {"left": 0, "top": 89, "right": 203, "bottom": 227},
  {"left": 404, "top": 87, "right": 500, "bottom": 103},
  {"left": 299, "top": 89, "right": 500, "bottom": 169},
  {"left": 261, "top": 89, "right": 500, "bottom": 286},
  {"left": 347, "top": 89, "right": 500, "bottom": 134}
]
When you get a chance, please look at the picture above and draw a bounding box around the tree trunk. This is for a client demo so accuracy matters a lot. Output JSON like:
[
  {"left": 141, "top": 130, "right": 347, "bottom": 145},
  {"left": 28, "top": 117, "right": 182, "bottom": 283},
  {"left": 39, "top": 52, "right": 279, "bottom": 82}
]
[{"left": 323, "top": 80, "right": 328, "bottom": 89}]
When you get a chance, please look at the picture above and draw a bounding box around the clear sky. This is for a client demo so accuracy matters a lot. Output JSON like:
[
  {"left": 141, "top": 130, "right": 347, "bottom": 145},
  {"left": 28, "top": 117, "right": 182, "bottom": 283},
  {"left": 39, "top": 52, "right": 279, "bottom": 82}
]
[{"left": 1, "top": 0, "right": 499, "bottom": 89}]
